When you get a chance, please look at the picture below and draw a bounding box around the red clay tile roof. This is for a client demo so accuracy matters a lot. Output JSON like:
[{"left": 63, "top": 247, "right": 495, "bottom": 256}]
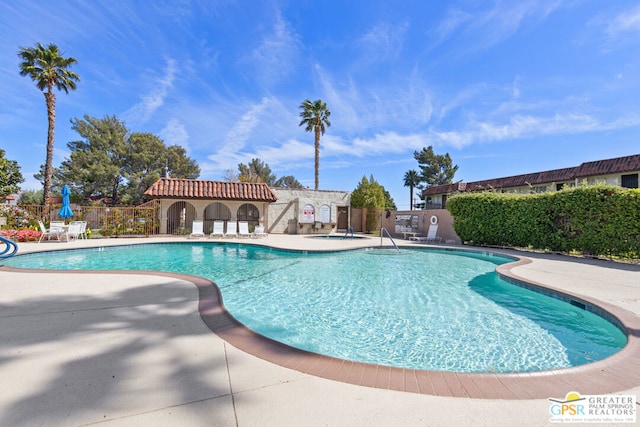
[
  {"left": 574, "top": 155, "right": 640, "bottom": 178},
  {"left": 463, "top": 166, "right": 577, "bottom": 192},
  {"left": 423, "top": 154, "right": 640, "bottom": 196},
  {"left": 144, "top": 178, "right": 278, "bottom": 202}
]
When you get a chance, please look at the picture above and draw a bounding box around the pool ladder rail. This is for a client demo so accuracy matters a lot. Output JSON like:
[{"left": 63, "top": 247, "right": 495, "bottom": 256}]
[
  {"left": 343, "top": 226, "right": 355, "bottom": 239},
  {"left": 0, "top": 235, "right": 18, "bottom": 259},
  {"left": 380, "top": 227, "right": 400, "bottom": 251}
]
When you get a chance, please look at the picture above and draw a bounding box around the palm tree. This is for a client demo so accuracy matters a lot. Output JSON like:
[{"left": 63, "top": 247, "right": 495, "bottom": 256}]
[
  {"left": 403, "top": 169, "right": 421, "bottom": 210},
  {"left": 298, "top": 99, "right": 331, "bottom": 190},
  {"left": 18, "top": 42, "right": 79, "bottom": 218}
]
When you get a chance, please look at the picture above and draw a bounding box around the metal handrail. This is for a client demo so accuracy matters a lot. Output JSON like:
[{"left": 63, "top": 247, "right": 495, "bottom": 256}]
[
  {"left": 380, "top": 227, "right": 400, "bottom": 251},
  {"left": 0, "top": 236, "right": 18, "bottom": 259}
]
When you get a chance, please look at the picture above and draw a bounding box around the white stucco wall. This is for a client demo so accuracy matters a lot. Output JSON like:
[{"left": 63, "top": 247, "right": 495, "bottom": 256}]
[
  {"left": 268, "top": 188, "right": 351, "bottom": 234},
  {"left": 154, "top": 189, "right": 351, "bottom": 235}
]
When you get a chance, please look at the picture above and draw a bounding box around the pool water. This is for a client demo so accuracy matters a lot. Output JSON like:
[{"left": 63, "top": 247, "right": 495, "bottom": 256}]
[{"left": 5, "top": 243, "right": 626, "bottom": 373}]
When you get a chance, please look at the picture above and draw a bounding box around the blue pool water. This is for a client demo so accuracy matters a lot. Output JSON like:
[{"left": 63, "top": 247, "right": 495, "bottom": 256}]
[{"left": 4, "top": 243, "right": 626, "bottom": 373}]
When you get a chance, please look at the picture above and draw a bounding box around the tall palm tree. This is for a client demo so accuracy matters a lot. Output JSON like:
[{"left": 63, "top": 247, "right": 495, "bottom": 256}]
[
  {"left": 18, "top": 42, "right": 79, "bottom": 218},
  {"left": 298, "top": 99, "right": 331, "bottom": 190},
  {"left": 403, "top": 169, "right": 421, "bottom": 210}
]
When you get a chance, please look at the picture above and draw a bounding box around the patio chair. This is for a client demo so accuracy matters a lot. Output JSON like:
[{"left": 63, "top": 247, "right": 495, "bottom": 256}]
[
  {"left": 63, "top": 222, "right": 83, "bottom": 242},
  {"left": 50, "top": 221, "right": 66, "bottom": 229},
  {"left": 413, "top": 224, "right": 442, "bottom": 243},
  {"left": 253, "top": 224, "right": 268, "bottom": 238},
  {"left": 210, "top": 220, "right": 224, "bottom": 238},
  {"left": 189, "top": 220, "right": 205, "bottom": 238},
  {"left": 38, "top": 221, "right": 61, "bottom": 242},
  {"left": 224, "top": 221, "right": 237, "bottom": 238},
  {"left": 238, "top": 221, "right": 251, "bottom": 238},
  {"left": 70, "top": 221, "right": 88, "bottom": 239}
]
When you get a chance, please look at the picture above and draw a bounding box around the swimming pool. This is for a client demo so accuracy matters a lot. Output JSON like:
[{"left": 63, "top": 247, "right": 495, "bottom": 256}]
[{"left": 3, "top": 243, "right": 626, "bottom": 373}]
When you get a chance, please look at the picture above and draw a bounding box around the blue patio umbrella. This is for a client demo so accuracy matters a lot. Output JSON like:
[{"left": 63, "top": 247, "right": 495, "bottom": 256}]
[{"left": 59, "top": 185, "right": 73, "bottom": 219}]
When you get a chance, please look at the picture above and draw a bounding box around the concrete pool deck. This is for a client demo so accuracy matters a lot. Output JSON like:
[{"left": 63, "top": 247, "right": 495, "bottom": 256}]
[{"left": 0, "top": 235, "right": 639, "bottom": 426}]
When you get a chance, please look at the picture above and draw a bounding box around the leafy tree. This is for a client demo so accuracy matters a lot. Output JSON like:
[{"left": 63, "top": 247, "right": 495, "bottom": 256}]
[
  {"left": 59, "top": 115, "right": 199, "bottom": 205},
  {"left": 350, "top": 175, "right": 394, "bottom": 232},
  {"left": 274, "top": 175, "right": 303, "bottom": 188},
  {"left": 123, "top": 132, "right": 166, "bottom": 204},
  {"left": 222, "top": 169, "right": 239, "bottom": 182},
  {"left": 166, "top": 145, "right": 199, "bottom": 179},
  {"left": 62, "top": 115, "right": 128, "bottom": 204},
  {"left": 403, "top": 169, "right": 421, "bottom": 210},
  {"left": 18, "top": 189, "right": 43, "bottom": 205},
  {"left": 382, "top": 188, "right": 397, "bottom": 210},
  {"left": 350, "top": 175, "right": 386, "bottom": 208},
  {"left": 413, "top": 145, "right": 458, "bottom": 186},
  {"left": 237, "top": 159, "right": 302, "bottom": 188},
  {"left": 298, "top": 99, "right": 331, "bottom": 190},
  {"left": 0, "top": 149, "right": 24, "bottom": 197},
  {"left": 18, "top": 42, "right": 79, "bottom": 216},
  {"left": 238, "top": 159, "right": 276, "bottom": 184},
  {"left": 34, "top": 163, "right": 64, "bottom": 192}
]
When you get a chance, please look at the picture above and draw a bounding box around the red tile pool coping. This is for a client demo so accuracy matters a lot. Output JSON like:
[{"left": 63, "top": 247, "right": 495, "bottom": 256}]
[{"left": 3, "top": 255, "right": 640, "bottom": 400}]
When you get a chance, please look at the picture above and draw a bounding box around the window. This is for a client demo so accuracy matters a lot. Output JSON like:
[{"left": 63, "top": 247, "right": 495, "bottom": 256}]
[{"left": 621, "top": 173, "right": 639, "bottom": 189}]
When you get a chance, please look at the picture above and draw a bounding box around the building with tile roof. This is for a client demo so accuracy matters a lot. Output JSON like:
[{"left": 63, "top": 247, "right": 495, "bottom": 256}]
[
  {"left": 422, "top": 154, "right": 640, "bottom": 209},
  {"left": 144, "top": 178, "right": 278, "bottom": 202},
  {"left": 144, "top": 178, "right": 351, "bottom": 235}
]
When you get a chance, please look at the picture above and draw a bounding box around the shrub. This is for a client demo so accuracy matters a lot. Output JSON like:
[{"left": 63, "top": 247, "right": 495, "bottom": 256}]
[
  {"left": 447, "top": 185, "right": 640, "bottom": 259},
  {"left": 0, "top": 229, "right": 42, "bottom": 242}
]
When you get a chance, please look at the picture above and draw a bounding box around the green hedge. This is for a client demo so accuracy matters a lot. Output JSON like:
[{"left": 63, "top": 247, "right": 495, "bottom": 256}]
[{"left": 446, "top": 185, "right": 640, "bottom": 259}]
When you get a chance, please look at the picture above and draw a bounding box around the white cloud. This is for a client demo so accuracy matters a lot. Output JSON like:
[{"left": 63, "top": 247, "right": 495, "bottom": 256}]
[
  {"left": 607, "top": 5, "right": 640, "bottom": 36},
  {"left": 255, "top": 139, "right": 314, "bottom": 167},
  {"left": 324, "top": 132, "right": 428, "bottom": 158},
  {"left": 249, "top": 11, "right": 301, "bottom": 85},
  {"left": 315, "top": 64, "right": 433, "bottom": 135},
  {"left": 221, "top": 97, "right": 271, "bottom": 152},
  {"left": 430, "top": 8, "right": 473, "bottom": 47},
  {"left": 357, "top": 21, "right": 409, "bottom": 63},
  {"left": 431, "top": 112, "right": 640, "bottom": 149},
  {"left": 431, "top": 1, "right": 563, "bottom": 52},
  {"left": 124, "top": 58, "right": 176, "bottom": 123},
  {"left": 159, "top": 118, "right": 189, "bottom": 149}
]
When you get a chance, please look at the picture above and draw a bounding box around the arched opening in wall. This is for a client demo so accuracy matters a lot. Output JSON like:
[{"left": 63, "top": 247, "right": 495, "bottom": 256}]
[
  {"left": 237, "top": 203, "right": 260, "bottom": 230},
  {"left": 166, "top": 201, "right": 196, "bottom": 235},
  {"left": 204, "top": 202, "right": 232, "bottom": 234}
]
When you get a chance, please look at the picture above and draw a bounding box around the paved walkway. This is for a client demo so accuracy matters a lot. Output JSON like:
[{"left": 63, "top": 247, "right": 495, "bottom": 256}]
[{"left": 1, "top": 235, "right": 639, "bottom": 426}]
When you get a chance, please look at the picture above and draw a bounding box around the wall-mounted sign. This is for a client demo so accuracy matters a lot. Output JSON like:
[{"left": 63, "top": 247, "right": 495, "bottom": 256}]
[
  {"left": 319, "top": 204, "right": 331, "bottom": 223},
  {"left": 302, "top": 204, "right": 315, "bottom": 223}
]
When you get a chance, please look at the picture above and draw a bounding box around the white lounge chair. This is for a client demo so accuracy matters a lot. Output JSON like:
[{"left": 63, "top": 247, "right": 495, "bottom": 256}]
[
  {"left": 70, "top": 221, "right": 87, "bottom": 239},
  {"left": 38, "top": 220, "right": 61, "bottom": 242},
  {"left": 63, "top": 222, "right": 83, "bottom": 242},
  {"left": 253, "top": 224, "right": 268, "bottom": 238},
  {"left": 413, "top": 224, "right": 442, "bottom": 243},
  {"left": 189, "top": 220, "right": 205, "bottom": 238},
  {"left": 238, "top": 221, "right": 251, "bottom": 238},
  {"left": 224, "top": 221, "right": 237, "bottom": 238},
  {"left": 210, "top": 220, "right": 224, "bottom": 238}
]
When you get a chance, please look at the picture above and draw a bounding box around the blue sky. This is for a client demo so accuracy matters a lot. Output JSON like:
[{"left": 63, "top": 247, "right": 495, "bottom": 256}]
[{"left": 1, "top": 1, "right": 639, "bottom": 209}]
